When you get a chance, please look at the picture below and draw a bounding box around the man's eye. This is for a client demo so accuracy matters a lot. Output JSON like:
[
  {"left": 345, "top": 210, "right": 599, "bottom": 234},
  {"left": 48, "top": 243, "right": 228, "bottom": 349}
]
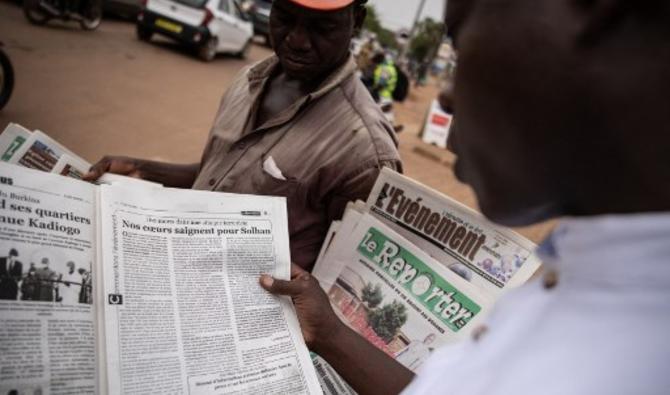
[
  {"left": 320, "top": 24, "right": 338, "bottom": 33},
  {"left": 272, "top": 10, "right": 293, "bottom": 24}
]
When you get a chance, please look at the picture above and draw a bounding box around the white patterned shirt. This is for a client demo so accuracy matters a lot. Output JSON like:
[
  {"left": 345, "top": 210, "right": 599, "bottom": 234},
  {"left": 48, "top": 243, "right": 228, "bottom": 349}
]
[{"left": 402, "top": 213, "right": 670, "bottom": 395}]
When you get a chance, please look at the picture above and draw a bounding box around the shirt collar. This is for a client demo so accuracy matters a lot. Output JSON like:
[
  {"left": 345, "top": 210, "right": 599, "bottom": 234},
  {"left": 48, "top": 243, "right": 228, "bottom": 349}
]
[
  {"left": 247, "top": 54, "right": 358, "bottom": 100},
  {"left": 244, "top": 54, "right": 357, "bottom": 133},
  {"left": 537, "top": 213, "right": 670, "bottom": 288}
]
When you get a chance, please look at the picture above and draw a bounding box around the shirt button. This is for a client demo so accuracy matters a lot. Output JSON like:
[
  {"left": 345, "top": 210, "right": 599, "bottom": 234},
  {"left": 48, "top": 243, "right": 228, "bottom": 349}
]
[
  {"left": 543, "top": 270, "right": 559, "bottom": 290},
  {"left": 208, "top": 178, "right": 216, "bottom": 187}
]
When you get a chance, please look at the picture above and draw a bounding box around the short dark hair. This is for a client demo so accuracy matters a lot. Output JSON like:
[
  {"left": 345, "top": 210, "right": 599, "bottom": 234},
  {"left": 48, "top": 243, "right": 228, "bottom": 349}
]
[{"left": 9, "top": 248, "right": 18, "bottom": 257}]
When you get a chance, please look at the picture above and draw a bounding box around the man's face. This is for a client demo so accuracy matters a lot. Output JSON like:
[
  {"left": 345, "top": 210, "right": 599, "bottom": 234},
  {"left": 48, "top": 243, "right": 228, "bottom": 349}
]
[
  {"left": 270, "top": 0, "right": 359, "bottom": 81},
  {"left": 446, "top": 0, "right": 577, "bottom": 226}
]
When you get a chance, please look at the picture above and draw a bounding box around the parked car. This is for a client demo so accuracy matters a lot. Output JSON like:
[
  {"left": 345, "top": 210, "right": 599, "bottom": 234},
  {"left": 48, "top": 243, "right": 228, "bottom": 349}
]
[{"left": 136, "top": 0, "right": 253, "bottom": 61}]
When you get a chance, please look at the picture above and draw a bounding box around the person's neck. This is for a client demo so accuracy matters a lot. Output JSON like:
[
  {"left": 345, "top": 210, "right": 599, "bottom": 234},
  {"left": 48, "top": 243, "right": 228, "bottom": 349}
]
[{"left": 276, "top": 72, "right": 320, "bottom": 96}]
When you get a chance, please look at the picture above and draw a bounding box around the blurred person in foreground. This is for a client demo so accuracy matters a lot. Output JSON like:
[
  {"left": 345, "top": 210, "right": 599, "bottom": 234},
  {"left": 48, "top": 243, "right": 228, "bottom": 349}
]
[
  {"left": 85, "top": 0, "right": 401, "bottom": 272},
  {"left": 260, "top": 0, "right": 670, "bottom": 394}
]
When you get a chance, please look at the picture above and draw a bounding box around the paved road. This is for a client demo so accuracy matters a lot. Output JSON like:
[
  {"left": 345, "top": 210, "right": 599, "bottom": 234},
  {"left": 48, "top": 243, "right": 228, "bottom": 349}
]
[
  {"left": 0, "top": 1, "right": 273, "bottom": 163},
  {"left": 0, "top": 1, "right": 553, "bottom": 242}
]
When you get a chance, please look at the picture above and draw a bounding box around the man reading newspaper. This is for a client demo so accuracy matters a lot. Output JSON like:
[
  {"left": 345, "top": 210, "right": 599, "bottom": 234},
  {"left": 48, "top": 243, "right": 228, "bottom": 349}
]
[{"left": 260, "top": 0, "right": 670, "bottom": 394}]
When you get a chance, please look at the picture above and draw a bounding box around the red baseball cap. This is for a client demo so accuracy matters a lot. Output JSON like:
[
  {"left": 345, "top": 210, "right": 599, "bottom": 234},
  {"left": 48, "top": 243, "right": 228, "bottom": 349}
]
[{"left": 287, "top": 0, "right": 356, "bottom": 11}]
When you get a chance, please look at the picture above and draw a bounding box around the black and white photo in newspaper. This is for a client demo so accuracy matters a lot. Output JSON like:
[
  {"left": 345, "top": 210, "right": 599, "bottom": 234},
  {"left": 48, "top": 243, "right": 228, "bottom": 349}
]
[
  {"left": 0, "top": 163, "right": 98, "bottom": 394},
  {"left": 98, "top": 185, "right": 322, "bottom": 395}
]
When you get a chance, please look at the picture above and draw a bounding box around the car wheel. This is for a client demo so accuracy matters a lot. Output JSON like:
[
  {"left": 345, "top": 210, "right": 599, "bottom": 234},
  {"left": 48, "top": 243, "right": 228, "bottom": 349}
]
[
  {"left": 136, "top": 25, "right": 153, "bottom": 41},
  {"left": 79, "top": 0, "right": 102, "bottom": 31},
  {"left": 198, "top": 37, "right": 217, "bottom": 62},
  {"left": 235, "top": 39, "right": 251, "bottom": 59}
]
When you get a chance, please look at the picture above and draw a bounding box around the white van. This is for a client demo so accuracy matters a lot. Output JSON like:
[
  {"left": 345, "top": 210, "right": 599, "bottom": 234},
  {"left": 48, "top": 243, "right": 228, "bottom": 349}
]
[{"left": 136, "top": 0, "right": 254, "bottom": 61}]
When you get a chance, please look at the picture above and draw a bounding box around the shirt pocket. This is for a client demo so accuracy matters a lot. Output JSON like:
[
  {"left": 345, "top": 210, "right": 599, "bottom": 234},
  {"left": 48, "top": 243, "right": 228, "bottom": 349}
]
[{"left": 249, "top": 155, "right": 301, "bottom": 204}]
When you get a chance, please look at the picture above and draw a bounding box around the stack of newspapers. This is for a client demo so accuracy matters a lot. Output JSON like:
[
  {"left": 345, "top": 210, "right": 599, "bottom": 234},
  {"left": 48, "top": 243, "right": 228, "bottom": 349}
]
[
  {"left": 0, "top": 123, "right": 160, "bottom": 186},
  {"left": 310, "top": 168, "right": 542, "bottom": 394}
]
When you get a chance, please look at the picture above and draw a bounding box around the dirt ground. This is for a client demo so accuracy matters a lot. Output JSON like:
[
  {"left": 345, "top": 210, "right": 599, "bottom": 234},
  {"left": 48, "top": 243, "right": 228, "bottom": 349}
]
[{"left": 0, "top": 1, "right": 554, "bottom": 242}]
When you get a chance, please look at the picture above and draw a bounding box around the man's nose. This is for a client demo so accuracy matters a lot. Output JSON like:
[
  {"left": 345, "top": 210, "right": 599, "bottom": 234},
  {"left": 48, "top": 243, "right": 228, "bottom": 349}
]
[{"left": 286, "top": 24, "right": 312, "bottom": 52}]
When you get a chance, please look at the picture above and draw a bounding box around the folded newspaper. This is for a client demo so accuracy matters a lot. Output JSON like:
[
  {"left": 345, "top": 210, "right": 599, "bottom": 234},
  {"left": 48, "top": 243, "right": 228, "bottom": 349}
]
[
  {"left": 0, "top": 123, "right": 161, "bottom": 187},
  {"left": 311, "top": 168, "right": 542, "bottom": 393},
  {"left": 0, "top": 123, "right": 323, "bottom": 394}
]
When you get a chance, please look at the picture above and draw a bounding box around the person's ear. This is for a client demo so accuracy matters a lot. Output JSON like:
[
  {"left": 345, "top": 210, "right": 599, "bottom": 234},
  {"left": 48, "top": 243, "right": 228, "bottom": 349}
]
[
  {"left": 573, "top": 0, "right": 630, "bottom": 47},
  {"left": 353, "top": 5, "right": 367, "bottom": 35}
]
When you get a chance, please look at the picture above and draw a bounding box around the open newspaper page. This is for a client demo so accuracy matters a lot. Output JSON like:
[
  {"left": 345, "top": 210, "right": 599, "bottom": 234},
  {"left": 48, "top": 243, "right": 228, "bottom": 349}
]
[
  {"left": 366, "top": 168, "right": 541, "bottom": 297},
  {"left": 0, "top": 163, "right": 97, "bottom": 395},
  {"left": 98, "top": 185, "right": 322, "bottom": 395},
  {"left": 318, "top": 212, "right": 491, "bottom": 373}
]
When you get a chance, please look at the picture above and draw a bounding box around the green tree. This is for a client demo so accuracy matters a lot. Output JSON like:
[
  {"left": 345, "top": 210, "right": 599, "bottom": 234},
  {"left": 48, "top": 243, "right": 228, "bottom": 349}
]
[
  {"left": 361, "top": 282, "right": 384, "bottom": 309},
  {"left": 368, "top": 300, "right": 408, "bottom": 343},
  {"left": 363, "top": 5, "right": 399, "bottom": 50},
  {"left": 409, "top": 17, "right": 445, "bottom": 63}
]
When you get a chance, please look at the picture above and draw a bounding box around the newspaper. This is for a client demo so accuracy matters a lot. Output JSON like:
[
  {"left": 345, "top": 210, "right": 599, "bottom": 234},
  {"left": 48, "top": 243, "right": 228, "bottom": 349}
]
[
  {"left": 315, "top": 212, "right": 491, "bottom": 371},
  {"left": 0, "top": 123, "right": 162, "bottom": 188},
  {"left": 310, "top": 353, "right": 355, "bottom": 395},
  {"left": 310, "top": 169, "right": 541, "bottom": 389},
  {"left": 365, "top": 168, "right": 541, "bottom": 297},
  {"left": 0, "top": 123, "right": 32, "bottom": 162},
  {"left": 0, "top": 163, "right": 323, "bottom": 394},
  {"left": 0, "top": 163, "right": 99, "bottom": 395}
]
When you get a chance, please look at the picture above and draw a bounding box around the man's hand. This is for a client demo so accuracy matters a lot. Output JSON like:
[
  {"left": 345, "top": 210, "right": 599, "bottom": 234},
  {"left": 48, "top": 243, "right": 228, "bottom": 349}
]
[
  {"left": 83, "top": 158, "right": 199, "bottom": 188},
  {"left": 260, "top": 264, "right": 415, "bottom": 395},
  {"left": 259, "top": 264, "right": 343, "bottom": 351},
  {"left": 83, "top": 156, "right": 145, "bottom": 182}
]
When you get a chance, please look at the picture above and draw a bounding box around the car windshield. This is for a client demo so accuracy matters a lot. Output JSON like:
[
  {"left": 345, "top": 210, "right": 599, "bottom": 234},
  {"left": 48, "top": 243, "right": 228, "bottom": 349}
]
[{"left": 173, "top": 0, "right": 208, "bottom": 9}]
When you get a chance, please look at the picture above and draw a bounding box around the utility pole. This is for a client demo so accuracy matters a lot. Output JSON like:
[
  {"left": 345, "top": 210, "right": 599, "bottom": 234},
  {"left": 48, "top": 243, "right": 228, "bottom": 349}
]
[{"left": 401, "top": 0, "right": 428, "bottom": 60}]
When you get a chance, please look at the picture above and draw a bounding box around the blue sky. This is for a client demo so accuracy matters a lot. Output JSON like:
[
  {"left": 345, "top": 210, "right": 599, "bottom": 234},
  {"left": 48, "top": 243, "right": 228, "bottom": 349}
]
[{"left": 367, "top": 0, "right": 446, "bottom": 31}]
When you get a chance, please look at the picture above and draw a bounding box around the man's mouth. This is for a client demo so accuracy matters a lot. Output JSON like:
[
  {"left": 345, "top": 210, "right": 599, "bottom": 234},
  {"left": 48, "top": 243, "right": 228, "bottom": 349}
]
[{"left": 282, "top": 52, "right": 315, "bottom": 68}]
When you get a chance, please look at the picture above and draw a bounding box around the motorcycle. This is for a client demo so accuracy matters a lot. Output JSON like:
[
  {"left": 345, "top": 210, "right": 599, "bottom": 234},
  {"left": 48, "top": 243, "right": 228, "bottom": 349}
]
[
  {"left": 0, "top": 42, "right": 14, "bottom": 111},
  {"left": 23, "top": 0, "right": 102, "bottom": 30}
]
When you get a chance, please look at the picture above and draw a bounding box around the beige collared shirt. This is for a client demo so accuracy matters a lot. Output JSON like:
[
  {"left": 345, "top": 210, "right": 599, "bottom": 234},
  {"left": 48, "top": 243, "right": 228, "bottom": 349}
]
[{"left": 193, "top": 55, "right": 402, "bottom": 269}]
